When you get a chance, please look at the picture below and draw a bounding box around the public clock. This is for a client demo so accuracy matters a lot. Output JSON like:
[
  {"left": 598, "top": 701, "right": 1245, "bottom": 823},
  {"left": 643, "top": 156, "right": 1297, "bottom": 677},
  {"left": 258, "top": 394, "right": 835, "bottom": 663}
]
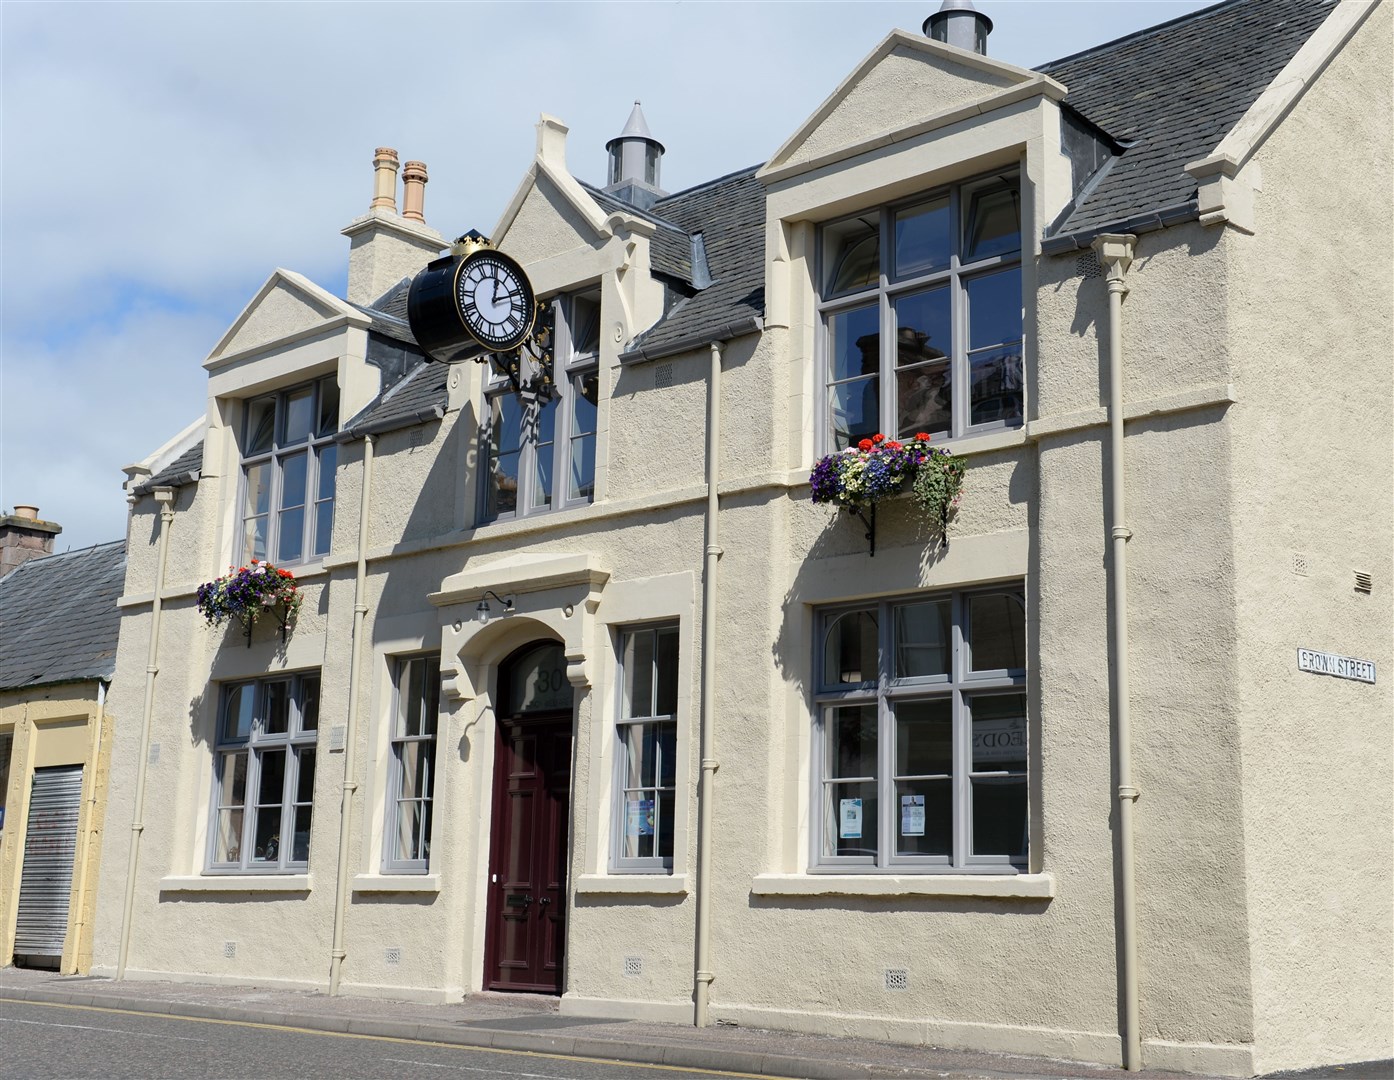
[{"left": 454, "top": 250, "right": 535, "bottom": 352}]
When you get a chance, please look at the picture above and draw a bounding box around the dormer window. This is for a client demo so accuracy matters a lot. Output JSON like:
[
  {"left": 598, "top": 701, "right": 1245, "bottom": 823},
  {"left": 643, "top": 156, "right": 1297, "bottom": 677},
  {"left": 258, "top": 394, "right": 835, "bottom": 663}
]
[
  {"left": 481, "top": 292, "right": 600, "bottom": 523},
  {"left": 240, "top": 375, "right": 338, "bottom": 564},
  {"left": 818, "top": 172, "right": 1022, "bottom": 451}
]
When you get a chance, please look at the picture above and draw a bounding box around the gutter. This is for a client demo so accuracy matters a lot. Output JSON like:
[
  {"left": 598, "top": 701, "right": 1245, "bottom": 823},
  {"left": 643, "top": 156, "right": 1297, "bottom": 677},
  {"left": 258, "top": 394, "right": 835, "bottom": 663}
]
[
  {"left": 328, "top": 433, "right": 375, "bottom": 995},
  {"left": 336, "top": 405, "right": 446, "bottom": 443},
  {"left": 1092, "top": 233, "right": 1142, "bottom": 1071},
  {"left": 133, "top": 470, "right": 200, "bottom": 497},
  {"left": 692, "top": 340, "right": 724, "bottom": 1027},
  {"left": 1041, "top": 201, "right": 1197, "bottom": 257},
  {"left": 620, "top": 315, "right": 763, "bottom": 366},
  {"left": 117, "top": 486, "right": 176, "bottom": 979}
]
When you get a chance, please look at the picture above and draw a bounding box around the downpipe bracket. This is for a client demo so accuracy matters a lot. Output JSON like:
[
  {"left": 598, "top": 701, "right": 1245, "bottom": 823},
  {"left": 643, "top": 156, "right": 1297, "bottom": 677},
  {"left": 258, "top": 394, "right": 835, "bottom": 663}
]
[{"left": 1117, "top": 785, "right": 1141, "bottom": 802}]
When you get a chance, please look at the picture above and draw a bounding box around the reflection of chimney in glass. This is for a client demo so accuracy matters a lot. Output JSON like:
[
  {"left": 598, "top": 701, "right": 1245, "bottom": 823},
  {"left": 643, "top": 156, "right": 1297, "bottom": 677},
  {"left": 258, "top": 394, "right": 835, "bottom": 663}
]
[{"left": 855, "top": 332, "right": 881, "bottom": 375}]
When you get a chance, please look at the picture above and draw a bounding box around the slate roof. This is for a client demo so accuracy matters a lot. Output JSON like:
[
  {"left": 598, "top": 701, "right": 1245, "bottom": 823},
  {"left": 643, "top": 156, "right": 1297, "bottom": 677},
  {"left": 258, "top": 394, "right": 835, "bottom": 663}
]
[
  {"left": 340, "top": 355, "right": 449, "bottom": 438},
  {"left": 620, "top": 167, "right": 767, "bottom": 361},
  {"left": 581, "top": 184, "right": 693, "bottom": 282},
  {"left": 0, "top": 540, "right": 126, "bottom": 690},
  {"left": 135, "top": 439, "right": 203, "bottom": 495},
  {"left": 351, "top": 278, "right": 418, "bottom": 346},
  {"left": 1040, "top": 0, "right": 1333, "bottom": 242}
]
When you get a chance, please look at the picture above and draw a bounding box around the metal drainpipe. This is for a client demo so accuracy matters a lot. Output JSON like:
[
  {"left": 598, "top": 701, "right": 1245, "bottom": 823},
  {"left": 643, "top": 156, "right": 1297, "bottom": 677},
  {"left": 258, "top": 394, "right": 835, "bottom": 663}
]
[
  {"left": 329, "top": 433, "right": 374, "bottom": 995},
  {"left": 1092, "top": 233, "right": 1141, "bottom": 1070},
  {"left": 68, "top": 680, "right": 106, "bottom": 974},
  {"left": 117, "top": 485, "right": 176, "bottom": 980},
  {"left": 693, "top": 341, "right": 724, "bottom": 1027}
]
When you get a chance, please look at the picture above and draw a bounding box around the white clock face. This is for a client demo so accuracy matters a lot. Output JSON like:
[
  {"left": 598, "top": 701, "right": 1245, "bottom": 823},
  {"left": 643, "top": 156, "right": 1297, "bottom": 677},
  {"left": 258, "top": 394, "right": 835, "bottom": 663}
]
[{"left": 456, "top": 253, "right": 534, "bottom": 351}]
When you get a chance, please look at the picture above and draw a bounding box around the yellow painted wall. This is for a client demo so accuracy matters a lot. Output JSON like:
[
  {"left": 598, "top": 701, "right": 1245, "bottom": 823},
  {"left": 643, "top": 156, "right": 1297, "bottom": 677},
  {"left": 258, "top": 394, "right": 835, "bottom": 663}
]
[{"left": 0, "top": 683, "right": 112, "bottom": 973}]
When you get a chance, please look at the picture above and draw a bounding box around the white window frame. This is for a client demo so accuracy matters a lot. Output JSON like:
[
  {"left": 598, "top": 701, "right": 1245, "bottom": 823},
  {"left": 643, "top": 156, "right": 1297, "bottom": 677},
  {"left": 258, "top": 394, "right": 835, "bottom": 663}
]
[
  {"left": 480, "top": 291, "right": 600, "bottom": 523},
  {"left": 611, "top": 623, "right": 679, "bottom": 874},
  {"left": 207, "top": 672, "right": 320, "bottom": 874},
  {"left": 238, "top": 375, "right": 338, "bottom": 565},
  {"left": 816, "top": 171, "right": 1023, "bottom": 455},
  {"left": 383, "top": 654, "right": 441, "bottom": 874},
  {"left": 811, "top": 587, "right": 1027, "bottom": 873}
]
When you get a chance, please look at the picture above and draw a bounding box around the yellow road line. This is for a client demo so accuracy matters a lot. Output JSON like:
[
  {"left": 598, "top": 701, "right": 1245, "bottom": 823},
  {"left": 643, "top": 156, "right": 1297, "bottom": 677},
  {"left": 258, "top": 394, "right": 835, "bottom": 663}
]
[{"left": 0, "top": 997, "right": 780, "bottom": 1079}]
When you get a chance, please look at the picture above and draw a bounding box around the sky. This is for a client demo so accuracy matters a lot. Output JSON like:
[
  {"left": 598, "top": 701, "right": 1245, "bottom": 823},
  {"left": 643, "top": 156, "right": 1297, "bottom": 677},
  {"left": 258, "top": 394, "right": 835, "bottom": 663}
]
[{"left": 1, "top": 0, "right": 1214, "bottom": 553}]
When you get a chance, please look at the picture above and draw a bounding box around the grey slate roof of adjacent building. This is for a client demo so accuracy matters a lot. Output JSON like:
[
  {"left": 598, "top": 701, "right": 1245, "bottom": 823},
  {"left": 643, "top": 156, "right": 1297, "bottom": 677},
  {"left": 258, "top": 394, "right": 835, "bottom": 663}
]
[
  {"left": 0, "top": 540, "right": 126, "bottom": 690},
  {"left": 1039, "top": 0, "right": 1332, "bottom": 242},
  {"left": 351, "top": 278, "right": 419, "bottom": 346}
]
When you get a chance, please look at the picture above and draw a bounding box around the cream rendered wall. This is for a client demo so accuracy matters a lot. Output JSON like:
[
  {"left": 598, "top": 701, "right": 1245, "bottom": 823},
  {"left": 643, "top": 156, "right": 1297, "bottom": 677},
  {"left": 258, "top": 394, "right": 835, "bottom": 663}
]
[{"left": 1225, "top": 3, "right": 1394, "bottom": 1070}]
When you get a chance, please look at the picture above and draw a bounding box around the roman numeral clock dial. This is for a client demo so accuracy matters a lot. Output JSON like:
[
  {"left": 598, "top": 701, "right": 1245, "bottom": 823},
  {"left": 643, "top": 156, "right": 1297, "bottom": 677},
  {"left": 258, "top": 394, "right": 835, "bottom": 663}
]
[{"left": 454, "top": 251, "right": 536, "bottom": 352}]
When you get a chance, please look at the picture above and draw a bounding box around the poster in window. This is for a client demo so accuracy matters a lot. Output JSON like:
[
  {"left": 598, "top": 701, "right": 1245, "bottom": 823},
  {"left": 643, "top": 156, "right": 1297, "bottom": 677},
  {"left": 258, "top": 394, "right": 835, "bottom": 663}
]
[
  {"left": 839, "top": 797, "right": 862, "bottom": 839},
  {"left": 626, "top": 799, "right": 654, "bottom": 838},
  {"left": 900, "top": 794, "right": 925, "bottom": 837}
]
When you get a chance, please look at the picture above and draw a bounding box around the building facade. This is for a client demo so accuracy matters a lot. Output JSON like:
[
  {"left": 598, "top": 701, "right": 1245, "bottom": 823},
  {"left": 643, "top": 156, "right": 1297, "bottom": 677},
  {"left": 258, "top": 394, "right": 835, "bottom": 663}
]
[
  {"left": 0, "top": 534, "right": 125, "bottom": 974},
  {"left": 87, "top": 1, "right": 1391, "bottom": 1075}
]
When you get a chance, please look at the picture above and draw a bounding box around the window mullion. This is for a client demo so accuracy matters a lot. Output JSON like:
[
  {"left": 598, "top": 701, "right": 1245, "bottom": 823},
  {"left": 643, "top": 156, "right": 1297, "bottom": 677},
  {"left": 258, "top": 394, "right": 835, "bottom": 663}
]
[
  {"left": 242, "top": 743, "right": 261, "bottom": 873},
  {"left": 951, "top": 593, "right": 968, "bottom": 869}
]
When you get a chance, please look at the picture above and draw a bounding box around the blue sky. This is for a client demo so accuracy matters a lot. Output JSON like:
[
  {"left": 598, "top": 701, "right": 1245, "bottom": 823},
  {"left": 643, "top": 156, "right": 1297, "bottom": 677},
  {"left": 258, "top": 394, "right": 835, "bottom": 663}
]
[{"left": 1, "top": 1, "right": 1211, "bottom": 552}]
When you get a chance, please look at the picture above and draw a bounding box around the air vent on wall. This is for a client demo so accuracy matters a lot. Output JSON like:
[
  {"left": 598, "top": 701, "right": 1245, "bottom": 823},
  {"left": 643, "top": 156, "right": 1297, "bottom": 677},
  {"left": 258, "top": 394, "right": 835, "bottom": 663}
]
[
  {"left": 884, "top": 968, "right": 909, "bottom": 991},
  {"left": 623, "top": 955, "right": 643, "bottom": 978},
  {"left": 1354, "top": 571, "right": 1373, "bottom": 594},
  {"left": 655, "top": 362, "right": 674, "bottom": 389},
  {"left": 385, "top": 946, "right": 402, "bottom": 966},
  {"left": 1076, "top": 250, "right": 1102, "bottom": 279},
  {"left": 223, "top": 941, "right": 237, "bottom": 959}
]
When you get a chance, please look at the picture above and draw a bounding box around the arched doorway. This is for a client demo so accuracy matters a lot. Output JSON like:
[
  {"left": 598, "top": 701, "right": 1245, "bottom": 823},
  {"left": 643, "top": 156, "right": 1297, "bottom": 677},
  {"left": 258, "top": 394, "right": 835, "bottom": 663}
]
[{"left": 483, "top": 640, "right": 574, "bottom": 993}]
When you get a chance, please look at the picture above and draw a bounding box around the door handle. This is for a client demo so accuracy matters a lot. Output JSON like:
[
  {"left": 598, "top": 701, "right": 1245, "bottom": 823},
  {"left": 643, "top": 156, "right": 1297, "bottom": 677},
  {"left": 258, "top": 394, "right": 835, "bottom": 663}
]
[{"left": 538, "top": 896, "right": 551, "bottom": 907}]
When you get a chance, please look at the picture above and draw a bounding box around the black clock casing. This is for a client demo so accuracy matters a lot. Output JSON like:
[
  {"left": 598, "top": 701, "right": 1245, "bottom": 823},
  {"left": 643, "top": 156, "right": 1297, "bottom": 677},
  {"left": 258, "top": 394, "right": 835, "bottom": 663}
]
[{"left": 407, "top": 245, "right": 537, "bottom": 363}]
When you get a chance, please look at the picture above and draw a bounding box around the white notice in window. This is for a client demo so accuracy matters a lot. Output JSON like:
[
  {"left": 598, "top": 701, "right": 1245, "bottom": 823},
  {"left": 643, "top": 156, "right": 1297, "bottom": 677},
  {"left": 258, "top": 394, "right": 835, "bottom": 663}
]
[
  {"left": 901, "top": 794, "right": 925, "bottom": 837},
  {"left": 839, "top": 798, "right": 862, "bottom": 839}
]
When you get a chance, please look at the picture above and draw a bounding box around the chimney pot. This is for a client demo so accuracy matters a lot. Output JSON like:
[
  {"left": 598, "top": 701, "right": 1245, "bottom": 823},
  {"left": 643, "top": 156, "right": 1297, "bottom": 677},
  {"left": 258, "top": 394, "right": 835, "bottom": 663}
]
[
  {"left": 402, "top": 161, "right": 428, "bottom": 223},
  {"left": 371, "top": 147, "right": 401, "bottom": 213},
  {"left": 13, "top": 504, "right": 39, "bottom": 521},
  {"left": 1, "top": 506, "right": 61, "bottom": 576}
]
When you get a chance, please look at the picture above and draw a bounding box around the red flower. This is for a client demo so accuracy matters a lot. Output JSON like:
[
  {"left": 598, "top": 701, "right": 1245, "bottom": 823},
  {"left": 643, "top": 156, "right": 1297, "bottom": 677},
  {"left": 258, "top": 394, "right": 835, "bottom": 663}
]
[
  {"left": 857, "top": 438, "right": 874, "bottom": 451},
  {"left": 872, "top": 433, "right": 885, "bottom": 444},
  {"left": 914, "top": 432, "right": 931, "bottom": 442},
  {"left": 886, "top": 440, "right": 902, "bottom": 450}
]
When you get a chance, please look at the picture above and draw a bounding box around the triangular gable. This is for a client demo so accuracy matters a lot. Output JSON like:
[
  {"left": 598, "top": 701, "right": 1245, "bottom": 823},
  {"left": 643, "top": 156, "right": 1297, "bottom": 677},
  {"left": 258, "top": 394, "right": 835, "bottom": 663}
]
[
  {"left": 496, "top": 167, "right": 612, "bottom": 267},
  {"left": 205, "top": 269, "right": 361, "bottom": 366},
  {"left": 763, "top": 29, "right": 1062, "bottom": 180}
]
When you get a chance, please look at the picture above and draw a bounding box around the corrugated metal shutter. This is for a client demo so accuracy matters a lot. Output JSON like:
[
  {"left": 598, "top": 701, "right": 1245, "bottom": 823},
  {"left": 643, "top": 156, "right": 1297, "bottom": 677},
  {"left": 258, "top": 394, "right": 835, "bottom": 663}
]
[{"left": 13, "top": 765, "right": 84, "bottom": 958}]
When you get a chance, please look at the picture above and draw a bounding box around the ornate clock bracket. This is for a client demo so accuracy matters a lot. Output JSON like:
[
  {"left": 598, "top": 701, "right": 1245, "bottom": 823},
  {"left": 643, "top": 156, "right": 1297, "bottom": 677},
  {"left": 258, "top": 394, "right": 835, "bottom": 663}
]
[{"left": 487, "top": 300, "right": 556, "bottom": 402}]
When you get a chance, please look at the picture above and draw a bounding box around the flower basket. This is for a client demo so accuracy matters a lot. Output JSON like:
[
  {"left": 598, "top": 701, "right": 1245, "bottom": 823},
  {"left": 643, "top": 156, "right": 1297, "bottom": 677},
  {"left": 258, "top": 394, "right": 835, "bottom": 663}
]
[
  {"left": 195, "top": 561, "right": 303, "bottom": 647},
  {"left": 809, "top": 432, "right": 964, "bottom": 554}
]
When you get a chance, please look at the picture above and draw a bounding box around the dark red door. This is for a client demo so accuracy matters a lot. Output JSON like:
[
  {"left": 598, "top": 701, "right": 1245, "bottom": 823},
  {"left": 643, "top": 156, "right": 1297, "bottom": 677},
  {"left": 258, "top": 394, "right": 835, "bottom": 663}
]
[{"left": 484, "top": 714, "right": 571, "bottom": 993}]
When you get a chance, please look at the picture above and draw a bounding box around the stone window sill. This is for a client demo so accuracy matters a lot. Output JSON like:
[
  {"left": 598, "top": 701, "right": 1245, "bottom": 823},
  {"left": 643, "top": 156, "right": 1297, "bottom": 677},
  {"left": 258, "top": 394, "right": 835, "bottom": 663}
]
[
  {"left": 351, "top": 873, "right": 440, "bottom": 894},
  {"left": 750, "top": 872, "right": 1054, "bottom": 900},
  {"left": 159, "top": 874, "right": 312, "bottom": 893},
  {"left": 574, "top": 873, "right": 688, "bottom": 896}
]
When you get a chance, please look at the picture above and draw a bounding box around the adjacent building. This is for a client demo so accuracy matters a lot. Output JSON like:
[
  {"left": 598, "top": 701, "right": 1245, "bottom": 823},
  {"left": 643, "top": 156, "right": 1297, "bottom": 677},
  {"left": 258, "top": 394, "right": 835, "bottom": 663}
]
[
  {"left": 0, "top": 521, "right": 125, "bottom": 974},
  {"left": 87, "top": 1, "right": 1391, "bottom": 1075}
]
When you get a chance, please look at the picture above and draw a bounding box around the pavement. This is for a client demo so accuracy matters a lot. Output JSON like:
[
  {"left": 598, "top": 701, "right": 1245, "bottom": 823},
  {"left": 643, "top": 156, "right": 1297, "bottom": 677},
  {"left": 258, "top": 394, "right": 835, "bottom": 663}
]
[{"left": 0, "top": 966, "right": 1383, "bottom": 1080}]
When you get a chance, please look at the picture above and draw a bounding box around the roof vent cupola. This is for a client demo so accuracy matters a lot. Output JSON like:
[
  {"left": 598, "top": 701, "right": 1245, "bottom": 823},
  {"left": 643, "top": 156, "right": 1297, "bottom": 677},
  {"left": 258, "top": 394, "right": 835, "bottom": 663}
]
[
  {"left": 604, "top": 101, "right": 667, "bottom": 211},
  {"left": 924, "top": 0, "right": 992, "bottom": 55}
]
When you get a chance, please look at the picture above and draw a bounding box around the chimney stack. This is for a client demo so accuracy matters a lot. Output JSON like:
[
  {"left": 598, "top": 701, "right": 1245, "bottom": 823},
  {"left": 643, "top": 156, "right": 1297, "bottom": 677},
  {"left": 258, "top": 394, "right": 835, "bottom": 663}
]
[
  {"left": 1, "top": 506, "right": 61, "bottom": 576},
  {"left": 401, "top": 161, "right": 428, "bottom": 223},
  {"left": 924, "top": 0, "right": 993, "bottom": 55},
  {"left": 342, "top": 147, "right": 444, "bottom": 306}
]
